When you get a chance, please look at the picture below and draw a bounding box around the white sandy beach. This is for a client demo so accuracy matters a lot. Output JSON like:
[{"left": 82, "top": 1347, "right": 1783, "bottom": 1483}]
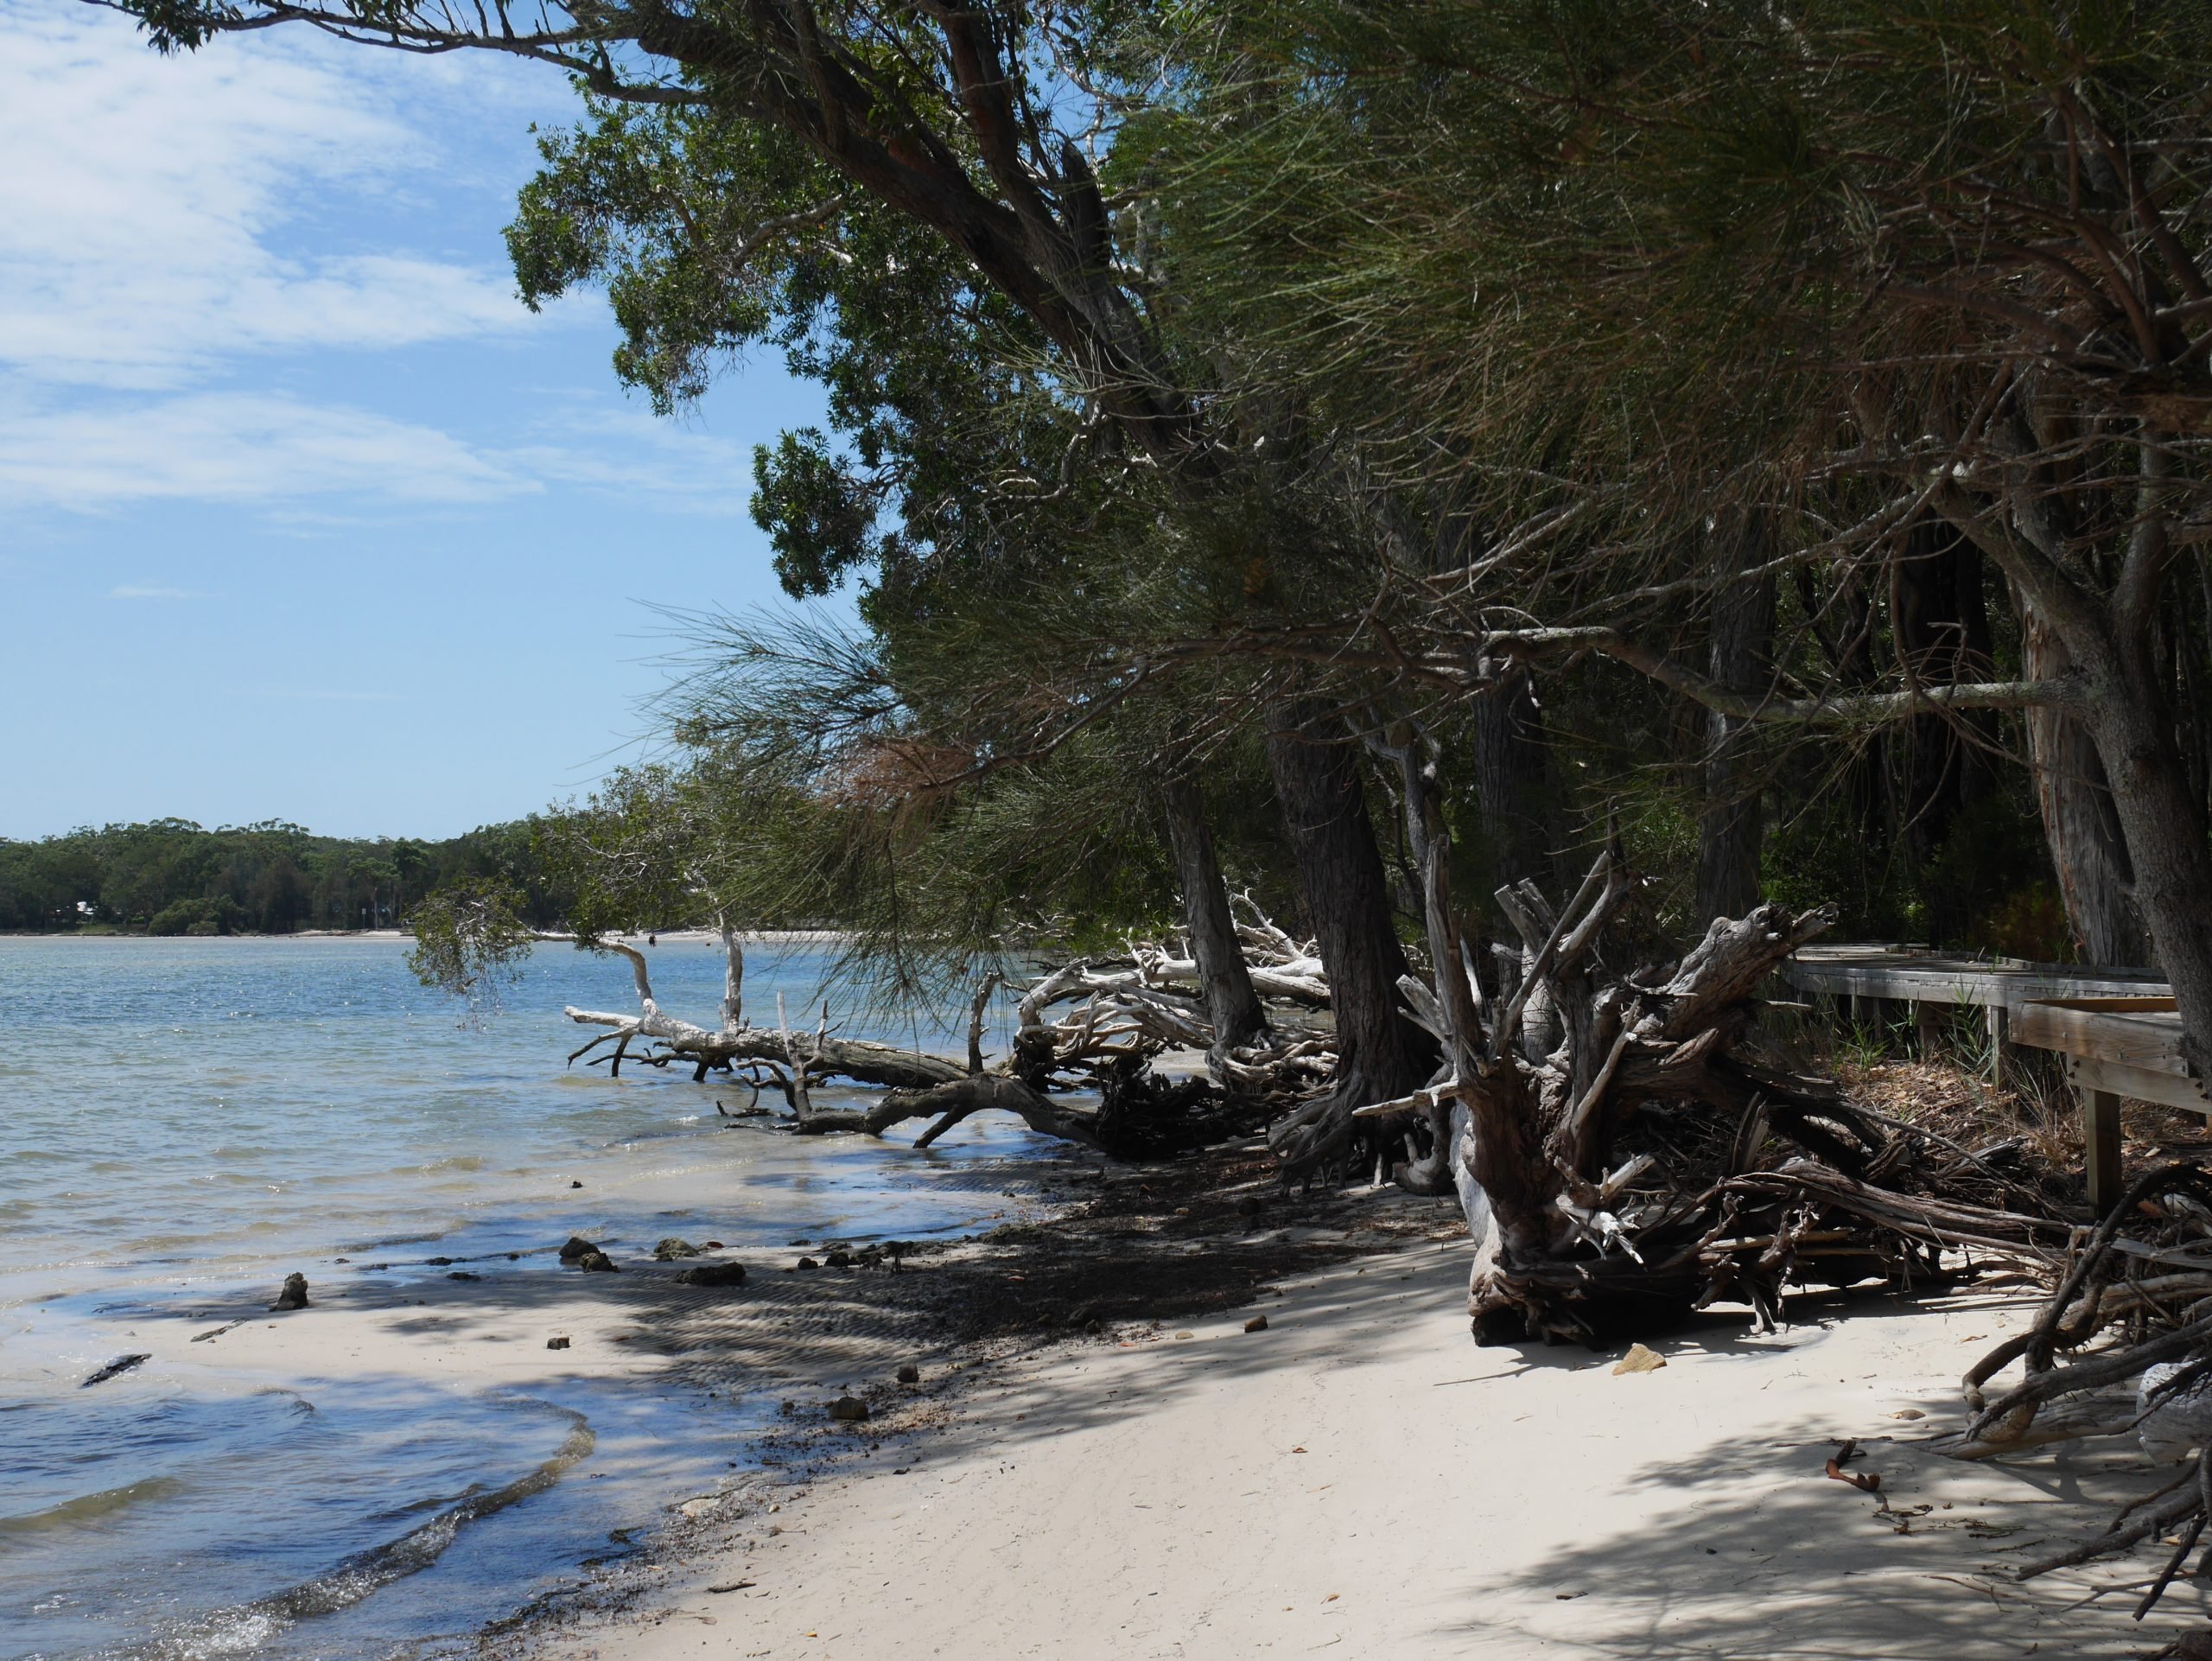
[{"left": 434, "top": 1235, "right": 2204, "bottom": 1661}]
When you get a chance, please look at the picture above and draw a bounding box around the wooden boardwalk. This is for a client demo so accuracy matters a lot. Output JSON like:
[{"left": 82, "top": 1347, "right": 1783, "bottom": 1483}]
[{"left": 1781, "top": 945, "right": 2197, "bottom": 1211}]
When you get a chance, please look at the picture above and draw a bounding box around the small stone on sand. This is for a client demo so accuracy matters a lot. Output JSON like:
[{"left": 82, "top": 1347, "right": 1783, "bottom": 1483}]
[
  {"left": 1613, "top": 1343, "right": 1665, "bottom": 1375},
  {"left": 1244, "top": 1315, "right": 1269, "bottom": 1333},
  {"left": 81, "top": 1352, "right": 151, "bottom": 1388},
  {"left": 1891, "top": 1408, "right": 1925, "bottom": 1420},
  {"left": 829, "top": 1396, "right": 870, "bottom": 1422},
  {"left": 547, "top": 1336, "right": 570, "bottom": 1350},
  {"left": 897, "top": 1365, "right": 921, "bottom": 1384},
  {"left": 676, "top": 1262, "right": 747, "bottom": 1288}
]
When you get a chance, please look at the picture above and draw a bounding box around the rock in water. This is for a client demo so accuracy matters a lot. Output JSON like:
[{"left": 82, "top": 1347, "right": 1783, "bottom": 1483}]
[
  {"left": 270, "top": 1273, "right": 310, "bottom": 1311},
  {"left": 2139, "top": 1362, "right": 2212, "bottom": 1461},
  {"left": 655, "top": 1238, "right": 702, "bottom": 1261},
  {"left": 557, "top": 1236, "right": 601, "bottom": 1263},
  {"left": 675, "top": 1263, "right": 747, "bottom": 1288},
  {"left": 575, "top": 1249, "right": 619, "bottom": 1273},
  {"left": 828, "top": 1396, "right": 870, "bottom": 1422},
  {"left": 1612, "top": 1343, "right": 1665, "bottom": 1375},
  {"left": 81, "top": 1352, "right": 151, "bottom": 1388}
]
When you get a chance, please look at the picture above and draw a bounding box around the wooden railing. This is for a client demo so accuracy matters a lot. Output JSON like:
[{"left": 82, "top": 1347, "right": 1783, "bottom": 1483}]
[{"left": 1782, "top": 945, "right": 2196, "bottom": 1211}]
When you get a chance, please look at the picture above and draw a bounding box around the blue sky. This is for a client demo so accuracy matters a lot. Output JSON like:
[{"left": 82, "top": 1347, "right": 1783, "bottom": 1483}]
[{"left": 1, "top": 3, "right": 837, "bottom": 841}]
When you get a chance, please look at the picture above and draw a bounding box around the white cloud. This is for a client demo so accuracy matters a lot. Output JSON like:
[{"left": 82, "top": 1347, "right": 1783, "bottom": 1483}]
[
  {"left": 109, "top": 583, "right": 208, "bottom": 599},
  {"left": 0, "top": 386, "right": 779, "bottom": 513},
  {"left": 0, "top": 389, "right": 536, "bottom": 506},
  {"left": 0, "top": 16, "right": 783, "bottom": 519},
  {"left": 0, "top": 6, "right": 550, "bottom": 390}
]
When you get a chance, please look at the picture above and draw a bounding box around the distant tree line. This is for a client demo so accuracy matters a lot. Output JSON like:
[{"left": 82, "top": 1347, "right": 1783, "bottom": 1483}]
[{"left": 0, "top": 818, "right": 574, "bottom": 935}]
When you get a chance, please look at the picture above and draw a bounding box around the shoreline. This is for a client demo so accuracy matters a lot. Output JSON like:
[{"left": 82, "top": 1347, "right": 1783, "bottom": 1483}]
[
  {"left": 472, "top": 1151, "right": 2212, "bottom": 1661},
  {"left": 31, "top": 1119, "right": 2212, "bottom": 1658}
]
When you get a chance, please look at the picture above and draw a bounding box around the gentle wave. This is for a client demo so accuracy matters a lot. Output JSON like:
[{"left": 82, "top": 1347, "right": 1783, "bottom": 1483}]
[
  {"left": 0, "top": 1476, "right": 189, "bottom": 1538},
  {"left": 113, "top": 1405, "right": 594, "bottom": 1661}
]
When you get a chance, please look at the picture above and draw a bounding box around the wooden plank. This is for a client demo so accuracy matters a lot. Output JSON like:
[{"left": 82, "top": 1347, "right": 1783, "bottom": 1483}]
[
  {"left": 2067, "top": 1054, "right": 2212, "bottom": 1117},
  {"left": 2012, "top": 998, "right": 2185, "bottom": 1072},
  {"left": 2084, "top": 1089, "right": 2125, "bottom": 1213},
  {"left": 1781, "top": 958, "right": 2169, "bottom": 1009}
]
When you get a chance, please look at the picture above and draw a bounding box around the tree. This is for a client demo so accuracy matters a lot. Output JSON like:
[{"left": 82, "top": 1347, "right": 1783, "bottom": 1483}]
[
  {"left": 1140, "top": 0, "right": 2212, "bottom": 1068},
  {"left": 104, "top": 0, "right": 1453, "bottom": 1151}
]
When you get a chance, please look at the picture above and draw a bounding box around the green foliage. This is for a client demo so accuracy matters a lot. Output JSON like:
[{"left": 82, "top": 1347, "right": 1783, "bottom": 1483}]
[
  {"left": 103, "top": 0, "right": 2185, "bottom": 989},
  {"left": 404, "top": 876, "right": 536, "bottom": 1025},
  {"left": 0, "top": 819, "right": 572, "bottom": 935},
  {"left": 508, "top": 96, "right": 1086, "bottom": 620},
  {"left": 147, "top": 894, "right": 244, "bottom": 936}
]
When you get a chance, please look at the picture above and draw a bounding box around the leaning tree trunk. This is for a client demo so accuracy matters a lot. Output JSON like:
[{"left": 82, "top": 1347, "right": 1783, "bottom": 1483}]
[
  {"left": 2020, "top": 601, "right": 2152, "bottom": 966},
  {"left": 1694, "top": 559, "right": 1776, "bottom": 927},
  {"left": 2092, "top": 667, "right": 2212, "bottom": 1080},
  {"left": 1264, "top": 702, "right": 1436, "bottom": 1171},
  {"left": 1163, "top": 774, "right": 1267, "bottom": 1062}
]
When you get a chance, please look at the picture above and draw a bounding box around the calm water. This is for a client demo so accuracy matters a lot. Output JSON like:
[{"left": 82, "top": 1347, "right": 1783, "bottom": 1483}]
[{"left": 0, "top": 936, "right": 1062, "bottom": 1661}]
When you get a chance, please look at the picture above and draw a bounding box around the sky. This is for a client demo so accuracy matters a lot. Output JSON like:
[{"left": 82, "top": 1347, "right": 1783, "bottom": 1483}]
[{"left": 0, "top": 2, "right": 837, "bottom": 842}]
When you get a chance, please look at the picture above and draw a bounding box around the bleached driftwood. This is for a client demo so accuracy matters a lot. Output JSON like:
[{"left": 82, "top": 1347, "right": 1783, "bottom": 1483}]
[
  {"left": 1007, "top": 901, "right": 1338, "bottom": 1097},
  {"left": 562, "top": 933, "right": 962, "bottom": 1091}
]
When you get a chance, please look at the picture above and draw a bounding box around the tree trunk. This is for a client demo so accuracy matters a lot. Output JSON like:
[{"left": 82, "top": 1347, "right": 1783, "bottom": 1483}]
[
  {"left": 1372, "top": 719, "right": 1484, "bottom": 1193},
  {"left": 2092, "top": 672, "right": 2212, "bottom": 1079},
  {"left": 2021, "top": 601, "right": 2152, "bottom": 966},
  {"left": 1163, "top": 775, "right": 1267, "bottom": 1056},
  {"left": 1264, "top": 702, "right": 1435, "bottom": 1170},
  {"left": 1471, "top": 660, "right": 1555, "bottom": 898},
  {"left": 1695, "top": 558, "right": 1777, "bottom": 926}
]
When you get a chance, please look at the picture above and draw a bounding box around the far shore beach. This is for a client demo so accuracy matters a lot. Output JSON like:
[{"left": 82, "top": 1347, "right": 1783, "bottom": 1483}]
[{"left": 151, "top": 1146, "right": 2204, "bottom": 1661}]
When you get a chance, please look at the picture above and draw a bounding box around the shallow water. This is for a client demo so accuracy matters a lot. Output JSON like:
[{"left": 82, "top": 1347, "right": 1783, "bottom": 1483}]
[{"left": 0, "top": 936, "right": 1061, "bottom": 1661}]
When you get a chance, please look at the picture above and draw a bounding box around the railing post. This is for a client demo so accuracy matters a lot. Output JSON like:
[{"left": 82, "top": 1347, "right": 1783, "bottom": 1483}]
[{"left": 2082, "top": 1086, "right": 2123, "bottom": 1215}]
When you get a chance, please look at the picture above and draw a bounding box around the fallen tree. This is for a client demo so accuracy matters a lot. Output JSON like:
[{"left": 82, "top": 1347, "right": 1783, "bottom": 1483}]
[
  {"left": 1334, "top": 717, "right": 2091, "bottom": 1346},
  {"left": 562, "top": 932, "right": 963, "bottom": 1091},
  {"left": 544, "top": 908, "right": 1325, "bottom": 1161}
]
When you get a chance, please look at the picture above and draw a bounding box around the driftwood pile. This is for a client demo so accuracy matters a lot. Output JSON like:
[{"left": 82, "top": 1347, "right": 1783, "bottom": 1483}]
[
  {"left": 560, "top": 857, "right": 2091, "bottom": 1346},
  {"left": 1313, "top": 840, "right": 2082, "bottom": 1344},
  {"left": 557, "top": 912, "right": 1327, "bottom": 1158},
  {"left": 1932, "top": 1161, "right": 2212, "bottom": 1618}
]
